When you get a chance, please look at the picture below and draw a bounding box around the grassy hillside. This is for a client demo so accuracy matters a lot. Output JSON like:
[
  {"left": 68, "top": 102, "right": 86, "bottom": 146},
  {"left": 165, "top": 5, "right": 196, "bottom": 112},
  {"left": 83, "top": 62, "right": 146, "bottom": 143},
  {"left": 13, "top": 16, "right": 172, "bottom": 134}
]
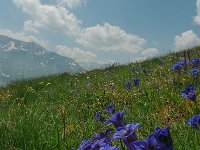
[{"left": 0, "top": 47, "right": 200, "bottom": 149}]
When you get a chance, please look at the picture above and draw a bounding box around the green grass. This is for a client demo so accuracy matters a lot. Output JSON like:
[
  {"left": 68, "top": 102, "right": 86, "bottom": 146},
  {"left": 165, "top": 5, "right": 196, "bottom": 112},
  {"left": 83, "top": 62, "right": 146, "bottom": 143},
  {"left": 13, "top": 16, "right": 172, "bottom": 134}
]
[{"left": 0, "top": 47, "right": 200, "bottom": 149}]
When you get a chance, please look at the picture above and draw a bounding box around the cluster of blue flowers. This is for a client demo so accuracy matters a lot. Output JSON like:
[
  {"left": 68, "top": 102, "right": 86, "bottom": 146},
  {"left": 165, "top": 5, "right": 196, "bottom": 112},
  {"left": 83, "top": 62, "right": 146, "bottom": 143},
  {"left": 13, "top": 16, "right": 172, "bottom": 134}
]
[
  {"left": 124, "top": 78, "right": 140, "bottom": 90},
  {"left": 75, "top": 55, "right": 200, "bottom": 149},
  {"left": 76, "top": 104, "right": 174, "bottom": 150},
  {"left": 130, "top": 68, "right": 147, "bottom": 74},
  {"left": 172, "top": 57, "right": 200, "bottom": 130},
  {"left": 189, "top": 58, "right": 200, "bottom": 67},
  {"left": 172, "top": 58, "right": 200, "bottom": 75},
  {"left": 172, "top": 58, "right": 199, "bottom": 101},
  {"left": 125, "top": 68, "right": 146, "bottom": 90}
]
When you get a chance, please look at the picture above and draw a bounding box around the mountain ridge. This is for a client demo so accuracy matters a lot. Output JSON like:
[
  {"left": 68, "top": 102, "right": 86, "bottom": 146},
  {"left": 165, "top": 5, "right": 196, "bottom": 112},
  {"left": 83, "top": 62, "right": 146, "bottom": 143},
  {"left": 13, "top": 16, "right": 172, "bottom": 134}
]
[{"left": 0, "top": 35, "right": 83, "bottom": 86}]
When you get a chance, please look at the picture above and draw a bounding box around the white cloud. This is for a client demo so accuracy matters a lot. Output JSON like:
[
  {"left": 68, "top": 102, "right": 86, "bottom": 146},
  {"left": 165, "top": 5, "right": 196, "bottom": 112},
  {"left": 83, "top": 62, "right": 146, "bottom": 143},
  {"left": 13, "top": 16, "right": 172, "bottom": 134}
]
[
  {"left": 0, "top": 28, "right": 48, "bottom": 48},
  {"left": 174, "top": 30, "right": 200, "bottom": 50},
  {"left": 128, "top": 48, "right": 159, "bottom": 63},
  {"left": 24, "top": 20, "right": 39, "bottom": 33},
  {"left": 56, "top": 45, "right": 96, "bottom": 62},
  {"left": 194, "top": 0, "right": 200, "bottom": 25},
  {"left": 57, "top": 0, "right": 86, "bottom": 9},
  {"left": 76, "top": 23, "right": 146, "bottom": 53},
  {"left": 129, "top": 56, "right": 147, "bottom": 63},
  {"left": 11, "top": 0, "right": 160, "bottom": 64},
  {"left": 141, "top": 48, "right": 159, "bottom": 57},
  {"left": 12, "top": 0, "right": 81, "bottom": 37}
]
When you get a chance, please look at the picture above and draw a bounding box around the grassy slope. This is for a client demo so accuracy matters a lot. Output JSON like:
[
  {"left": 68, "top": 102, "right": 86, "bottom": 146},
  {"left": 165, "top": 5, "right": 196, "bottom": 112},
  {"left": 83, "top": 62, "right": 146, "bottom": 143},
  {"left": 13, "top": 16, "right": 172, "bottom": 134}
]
[{"left": 0, "top": 47, "right": 200, "bottom": 149}]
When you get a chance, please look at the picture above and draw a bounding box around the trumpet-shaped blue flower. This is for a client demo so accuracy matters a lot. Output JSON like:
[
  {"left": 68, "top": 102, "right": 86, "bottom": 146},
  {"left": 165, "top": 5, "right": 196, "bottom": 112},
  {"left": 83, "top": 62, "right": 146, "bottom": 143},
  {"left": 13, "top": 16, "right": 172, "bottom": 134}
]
[
  {"left": 125, "top": 81, "right": 131, "bottom": 90},
  {"left": 131, "top": 68, "right": 137, "bottom": 72},
  {"left": 148, "top": 127, "right": 174, "bottom": 150},
  {"left": 112, "top": 122, "right": 141, "bottom": 149},
  {"left": 189, "top": 58, "right": 200, "bottom": 67},
  {"left": 100, "top": 145, "right": 121, "bottom": 150},
  {"left": 180, "top": 85, "right": 196, "bottom": 101},
  {"left": 91, "top": 138, "right": 110, "bottom": 150},
  {"left": 105, "top": 110, "right": 127, "bottom": 128},
  {"left": 172, "top": 61, "right": 184, "bottom": 72},
  {"left": 105, "top": 104, "right": 115, "bottom": 114},
  {"left": 77, "top": 139, "right": 91, "bottom": 150},
  {"left": 90, "top": 128, "right": 113, "bottom": 144},
  {"left": 189, "top": 68, "right": 199, "bottom": 80},
  {"left": 129, "top": 139, "right": 149, "bottom": 150},
  {"left": 95, "top": 112, "right": 105, "bottom": 122},
  {"left": 186, "top": 113, "right": 200, "bottom": 129},
  {"left": 133, "top": 78, "right": 140, "bottom": 87},
  {"left": 91, "top": 138, "right": 120, "bottom": 150},
  {"left": 77, "top": 129, "right": 113, "bottom": 150}
]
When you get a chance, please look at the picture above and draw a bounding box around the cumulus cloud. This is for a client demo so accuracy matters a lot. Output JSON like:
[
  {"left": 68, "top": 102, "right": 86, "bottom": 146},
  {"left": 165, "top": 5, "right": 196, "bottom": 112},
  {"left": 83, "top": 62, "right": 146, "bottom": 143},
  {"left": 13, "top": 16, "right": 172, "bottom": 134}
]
[
  {"left": 76, "top": 23, "right": 146, "bottom": 53},
  {"left": 141, "top": 48, "right": 159, "bottom": 57},
  {"left": 56, "top": 45, "right": 97, "bottom": 62},
  {"left": 57, "top": 0, "right": 86, "bottom": 9},
  {"left": 12, "top": 0, "right": 81, "bottom": 37},
  {"left": 174, "top": 30, "right": 200, "bottom": 50},
  {"left": 11, "top": 0, "right": 160, "bottom": 64},
  {"left": 194, "top": 0, "right": 200, "bottom": 25},
  {"left": 128, "top": 48, "right": 159, "bottom": 63},
  {"left": 0, "top": 28, "right": 48, "bottom": 47}
]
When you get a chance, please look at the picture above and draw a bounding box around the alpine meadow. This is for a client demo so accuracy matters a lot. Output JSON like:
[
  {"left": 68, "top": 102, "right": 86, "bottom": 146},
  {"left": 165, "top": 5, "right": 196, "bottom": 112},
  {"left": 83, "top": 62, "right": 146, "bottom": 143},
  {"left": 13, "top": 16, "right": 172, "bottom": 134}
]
[
  {"left": 1, "top": 0, "right": 200, "bottom": 149},
  {"left": 0, "top": 47, "right": 200, "bottom": 149}
]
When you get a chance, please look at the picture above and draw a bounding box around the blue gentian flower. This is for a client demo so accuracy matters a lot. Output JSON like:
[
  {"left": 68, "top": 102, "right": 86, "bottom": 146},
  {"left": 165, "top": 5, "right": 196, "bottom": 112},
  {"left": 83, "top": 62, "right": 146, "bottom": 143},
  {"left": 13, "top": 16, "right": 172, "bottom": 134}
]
[
  {"left": 131, "top": 68, "right": 137, "bottom": 72},
  {"left": 91, "top": 138, "right": 120, "bottom": 150},
  {"left": 77, "top": 139, "right": 91, "bottom": 150},
  {"left": 172, "top": 61, "right": 184, "bottom": 72},
  {"left": 90, "top": 128, "right": 113, "bottom": 142},
  {"left": 189, "top": 68, "right": 199, "bottom": 80},
  {"left": 186, "top": 113, "right": 200, "bottom": 129},
  {"left": 125, "top": 81, "right": 131, "bottom": 90},
  {"left": 180, "top": 85, "right": 196, "bottom": 101},
  {"left": 189, "top": 58, "right": 200, "bottom": 67},
  {"left": 105, "top": 104, "right": 115, "bottom": 114},
  {"left": 91, "top": 138, "right": 110, "bottom": 150},
  {"left": 77, "top": 129, "right": 113, "bottom": 150},
  {"left": 99, "top": 145, "right": 121, "bottom": 150},
  {"left": 129, "top": 139, "right": 149, "bottom": 150},
  {"left": 133, "top": 78, "right": 140, "bottom": 87},
  {"left": 105, "top": 110, "right": 127, "bottom": 128},
  {"left": 112, "top": 122, "right": 141, "bottom": 149},
  {"left": 148, "top": 127, "right": 174, "bottom": 150},
  {"left": 95, "top": 112, "right": 105, "bottom": 122}
]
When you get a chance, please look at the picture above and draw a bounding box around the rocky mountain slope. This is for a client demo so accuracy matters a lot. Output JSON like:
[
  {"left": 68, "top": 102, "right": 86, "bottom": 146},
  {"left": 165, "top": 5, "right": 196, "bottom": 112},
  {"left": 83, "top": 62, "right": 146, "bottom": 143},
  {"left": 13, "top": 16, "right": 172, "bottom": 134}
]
[{"left": 0, "top": 35, "right": 83, "bottom": 86}]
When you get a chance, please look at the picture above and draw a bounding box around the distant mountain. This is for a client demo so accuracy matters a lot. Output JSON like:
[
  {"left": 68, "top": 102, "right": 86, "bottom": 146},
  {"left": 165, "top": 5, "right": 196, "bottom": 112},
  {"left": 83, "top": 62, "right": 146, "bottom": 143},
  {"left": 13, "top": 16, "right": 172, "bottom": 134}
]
[{"left": 0, "top": 35, "right": 83, "bottom": 86}]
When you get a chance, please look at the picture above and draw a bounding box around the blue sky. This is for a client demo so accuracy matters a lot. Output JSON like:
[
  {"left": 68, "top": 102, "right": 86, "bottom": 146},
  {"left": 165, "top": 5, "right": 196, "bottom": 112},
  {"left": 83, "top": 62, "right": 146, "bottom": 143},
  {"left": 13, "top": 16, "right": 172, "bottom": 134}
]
[{"left": 0, "top": 0, "right": 200, "bottom": 65}]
